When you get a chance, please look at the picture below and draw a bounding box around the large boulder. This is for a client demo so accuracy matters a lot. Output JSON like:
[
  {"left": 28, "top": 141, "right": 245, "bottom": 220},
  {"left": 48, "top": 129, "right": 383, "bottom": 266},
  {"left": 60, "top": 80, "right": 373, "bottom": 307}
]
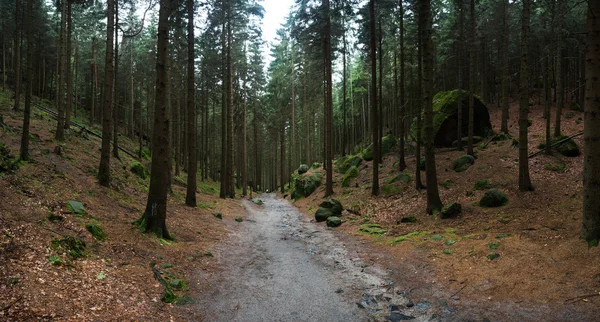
[
  {"left": 440, "top": 202, "right": 462, "bottom": 219},
  {"left": 453, "top": 155, "right": 475, "bottom": 172},
  {"left": 315, "top": 207, "right": 334, "bottom": 222},
  {"left": 553, "top": 136, "right": 580, "bottom": 157},
  {"left": 291, "top": 171, "right": 322, "bottom": 200},
  {"left": 297, "top": 164, "right": 310, "bottom": 175},
  {"left": 326, "top": 216, "right": 342, "bottom": 227},
  {"left": 479, "top": 189, "right": 508, "bottom": 207},
  {"left": 362, "top": 134, "right": 397, "bottom": 161},
  {"left": 130, "top": 162, "right": 149, "bottom": 179},
  {"left": 412, "top": 90, "right": 492, "bottom": 147},
  {"left": 336, "top": 155, "right": 363, "bottom": 174},
  {"left": 341, "top": 166, "right": 359, "bottom": 187},
  {"left": 319, "top": 199, "right": 343, "bottom": 215}
]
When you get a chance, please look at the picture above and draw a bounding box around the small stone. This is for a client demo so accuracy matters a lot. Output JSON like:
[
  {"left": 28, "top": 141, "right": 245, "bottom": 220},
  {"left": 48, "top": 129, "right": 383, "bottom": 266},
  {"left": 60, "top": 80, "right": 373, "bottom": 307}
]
[
  {"left": 388, "top": 312, "right": 416, "bottom": 321},
  {"left": 326, "top": 216, "right": 342, "bottom": 227}
]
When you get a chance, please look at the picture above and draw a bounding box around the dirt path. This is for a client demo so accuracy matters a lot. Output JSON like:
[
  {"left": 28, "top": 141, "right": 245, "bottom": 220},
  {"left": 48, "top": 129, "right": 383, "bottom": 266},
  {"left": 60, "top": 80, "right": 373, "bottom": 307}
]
[{"left": 197, "top": 194, "right": 439, "bottom": 322}]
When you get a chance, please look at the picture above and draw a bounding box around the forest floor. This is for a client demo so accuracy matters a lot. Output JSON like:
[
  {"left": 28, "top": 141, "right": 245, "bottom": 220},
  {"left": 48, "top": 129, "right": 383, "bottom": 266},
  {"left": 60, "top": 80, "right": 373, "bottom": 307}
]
[
  {"left": 0, "top": 92, "right": 244, "bottom": 321},
  {"left": 2, "top": 89, "right": 600, "bottom": 321},
  {"left": 292, "top": 98, "right": 600, "bottom": 320}
]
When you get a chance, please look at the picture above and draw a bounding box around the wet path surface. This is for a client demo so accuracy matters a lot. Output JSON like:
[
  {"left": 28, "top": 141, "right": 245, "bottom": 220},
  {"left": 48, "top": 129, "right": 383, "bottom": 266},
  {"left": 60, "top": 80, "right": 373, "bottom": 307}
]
[{"left": 197, "top": 194, "right": 436, "bottom": 322}]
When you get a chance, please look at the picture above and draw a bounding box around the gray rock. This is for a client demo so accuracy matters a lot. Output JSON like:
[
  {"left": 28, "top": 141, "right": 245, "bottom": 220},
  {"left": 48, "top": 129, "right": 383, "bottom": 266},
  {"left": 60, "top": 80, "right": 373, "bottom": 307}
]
[{"left": 326, "top": 216, "right": 342, "bottom": 227}]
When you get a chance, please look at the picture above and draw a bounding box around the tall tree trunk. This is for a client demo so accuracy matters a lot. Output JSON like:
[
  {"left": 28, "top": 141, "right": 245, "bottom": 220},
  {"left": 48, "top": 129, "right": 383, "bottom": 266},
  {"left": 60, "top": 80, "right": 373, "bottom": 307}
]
[
  {"left": 342, "top": 8, "right": 347, "bottom": 157},
  {"left": 130, "top": 39, "right": 135, "bottom": 138},
  {"left": 90, "top": 37, "right": 97, "bottom": 125},
  {"left": 398, "top": 0, "right": 406, "bottom": 171},
  {"left": 582, "top": 0, "right": 600, "bottom": 244},
  {"left": 467, "top": 0, "right": 475, "bottom": 156},
  {"left": 136, "top": 0, "right": 173, "bottom": 240},
  {"left": 415, "top": 4, "right": 424, "bottom": 191},
  {"left": 185, "top": 0, "right": 197, "bottom": 207},
  {"left": 377, "top": 17, "right": 383, "bottom": 164},
  {"left": 518, "top": 0, "right": 533, "bottom": 192},
  {"left": 544, "top": 55, "right": 552, "bottom": 155},
  {"left": 112, "top": 0, "right": 120, "bottom": 159},
  {"left": 242, "top": 66, "right": 247, "bottom": 196},
  {"left": 19, "top": 0, "right": 34, "bottom": 161},
  {"left": 137, "top": 101, "right": 143, "bottom": 159},
  {"left": 422, "top": 0, "right": 443, "bottom": 214},
  {"left": 369, "top": 0, "right": 379, "bottom": 196},
  {"left": 554, "top": 0, "right": 564, "bottom": 137},
  {"left": 74, "top": 40, "right": 79, "bottom": 118},
  {"left": 64, "top": 1, "right": 72, "bottom": 128},
  {"left": 500, "top": 0, "right": 509, "bottom": 133},
  {"left": 456, "top": 0, "right": 463, "bottom": 150},
  {"left": 98, "top": 0, "right": 114, "bottom": 186},
  {"left": 55, "top": 0, "right": 67, "bottom": 141},
  {"left": 324, "top": 0, "right": 334, "bottom": 197},
  {"left": 219, "top": 18, "right": 227, "bottom": 198},
  {"left": 13, "top": 0, "right": 21, "bottom": 111},
  {"left": 227, "top": 8, "right": 234, "bottom": 197}
]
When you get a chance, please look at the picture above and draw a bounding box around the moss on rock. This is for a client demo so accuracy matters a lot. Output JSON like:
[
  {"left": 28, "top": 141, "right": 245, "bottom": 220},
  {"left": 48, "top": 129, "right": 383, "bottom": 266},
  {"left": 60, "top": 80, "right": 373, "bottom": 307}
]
[
  {"left": 453, "top": 155, "right": 475, "bottom": 172},
  {"left": 552, "top": 136, "right": 580, "bottom": 157},
  {"left": 341, "top": 166, "right": 359, "bottom": 187},
  {"left": 440, "top": 202, "right": 462, "bottom": 219},
  {"left": 130, "top": 161, "right": 149, "bottom": 179},
  {"left": 479, "top": 189, "right": 508, "bottom": 208}
]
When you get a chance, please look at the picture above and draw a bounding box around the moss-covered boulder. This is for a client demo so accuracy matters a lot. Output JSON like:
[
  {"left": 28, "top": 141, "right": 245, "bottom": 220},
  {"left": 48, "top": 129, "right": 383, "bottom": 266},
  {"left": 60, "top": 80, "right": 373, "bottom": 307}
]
[
  {"left": 453, "top": 155, "right": 475, "bottom": 172},
  {"left": 315, "top": 207, "right": 334, "bottom": 222},
  {"left": 341, "top": 166, "right": 359, "bottom": 187},
  {"left": 326, "top": 216, "right": 342, "bottom": 227},
  {"left": 388, "top": 172, "right": 411, "bottom": 184},
  {"left": 553, "top": 136, "right": 580, "bottom": 157},
  {"left": 412, "top": 90, "right": 492, "bottom": 146},
  {"left": 291, "top": 171, "right": 322, "bottom": 200},
  {"left": 311, "top": 162, "right": 322, "bottom": 169},
  {"left": 473, "top": 179, "right": 490, "bottom": 190},
  {"left": 336, "top": 155, "right": 363, "bottom": 174},
  {"left": 362, "top": 134, "right": 397, "bottom": 161},
  {"left": 130, "top": 161, "right": 149, "bottom": 179},
  {"left": 297, "top": 164, "right": 310, "bottom": 175},
  {"left": 480, "top": 189, "right": 508, "bottom": 207},
  {"left": 452, "top": 136, "right": 483, "bottom": 147},
  {"left": 440, "top": 202, "right": 462, "bottom": 219},
  {"left": 319, "top": 199, "right": 343, "bottom": 215}
]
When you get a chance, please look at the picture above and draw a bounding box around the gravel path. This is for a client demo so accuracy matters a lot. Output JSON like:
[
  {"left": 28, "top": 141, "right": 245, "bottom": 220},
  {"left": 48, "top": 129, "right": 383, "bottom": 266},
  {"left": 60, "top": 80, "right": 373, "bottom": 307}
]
[{"left": 197, "top": 194, "right": 436, "bottom": 322}]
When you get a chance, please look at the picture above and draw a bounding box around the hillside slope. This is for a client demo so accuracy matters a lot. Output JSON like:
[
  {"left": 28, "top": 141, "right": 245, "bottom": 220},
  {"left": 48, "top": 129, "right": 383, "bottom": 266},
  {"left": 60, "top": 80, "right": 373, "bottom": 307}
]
[
  {"left": 292, "top": 99, "right": 600, "bottom": 319},
  {"left": 0, "top": 93, "right": 241, "bottom": 320}
]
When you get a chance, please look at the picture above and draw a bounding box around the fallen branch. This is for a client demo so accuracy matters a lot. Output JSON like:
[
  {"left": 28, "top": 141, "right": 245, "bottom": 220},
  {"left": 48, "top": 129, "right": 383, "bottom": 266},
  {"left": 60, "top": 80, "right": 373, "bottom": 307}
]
[
  {"left": 528, "top": 132, "right": 583, "bottom": 159},
  {"left": 1, "top": 296, "right": 23, "bottom": 312},
  {"left": 564, "top": 292, "right": 600, "bottom": 303}
]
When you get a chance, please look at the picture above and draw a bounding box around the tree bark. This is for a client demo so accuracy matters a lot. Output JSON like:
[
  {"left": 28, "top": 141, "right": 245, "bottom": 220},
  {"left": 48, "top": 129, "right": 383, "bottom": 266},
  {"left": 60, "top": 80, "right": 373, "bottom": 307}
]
[
  {"left": 467, "top": 0, "right": 475, "bottom": 156},
  {"left": 64, "top": 1, "right": 72, "bottom": 129},
  {"left": 112, "top": 0, "right": 120, "bottom": 159},
  {"left": 500, "top": 0, "right": 509, "bottom": 134},
  {"left": 185, "top": 0, "right": 197, "bottom": 206},
  {"left": 582, "top": 0, "right": 600, "bottom": 243},
  {"left": 13, "top": 0, "right": 21, "bottom": 111},
  {"left": 324, "top": 0, "right": 334, "bottom": 197},
  {"left": 422, "top": 0, "right": 443, "bottom": 214},
  {"left": 137, "top": 0, "right": 173, "bottom": 239},
  {"left": 19, "top": 0, "right": 34, "bottom": 161},
  {"left": 55, "top": 0, "right": 67, "bottom": 141},
  {"left": 518, "top": 0, "right": 533, "bottom": 192},
  {"left": 369, "top": 0, "right": 379, "bottom": 196},
  {"left": 398, "top": 0, "right": 406, "bottom": 171},
  {"left": 554, "top": 0, "right": 564, "bottom": 137},
  {"left": 98, "top": 0, "right": 114, "bottom": 186}
]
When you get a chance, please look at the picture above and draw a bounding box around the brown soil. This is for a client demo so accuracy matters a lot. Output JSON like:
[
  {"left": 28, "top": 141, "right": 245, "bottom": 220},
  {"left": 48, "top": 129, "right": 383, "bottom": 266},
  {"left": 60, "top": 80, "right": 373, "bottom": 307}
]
[
  {"left": 0, "top": 97, "right": 242, "bottom": 321},
  {"left": 293, "top": 99, "right": 600, "bottom": 320}
]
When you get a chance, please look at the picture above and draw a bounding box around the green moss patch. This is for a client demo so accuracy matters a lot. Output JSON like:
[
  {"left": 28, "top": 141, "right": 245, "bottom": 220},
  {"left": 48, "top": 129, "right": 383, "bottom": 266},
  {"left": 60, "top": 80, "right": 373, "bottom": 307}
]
[
  {"left": 341, "top": 166, "right": 359, "bottom": 187},
  {"left": 130, "top": 162, "right": 149, "bottom": 179},
  {"left": 85, "top": 224, "right": 106, "bottom": 241},
  {"left": 359, "top": 224, "right": 388, "bottom": 235},
  {"left": 51, "top": 236, "right": 86, "bottom": 259}
]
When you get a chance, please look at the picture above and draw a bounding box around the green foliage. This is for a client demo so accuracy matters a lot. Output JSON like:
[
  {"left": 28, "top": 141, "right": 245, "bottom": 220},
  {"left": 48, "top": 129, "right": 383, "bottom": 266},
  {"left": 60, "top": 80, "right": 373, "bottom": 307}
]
[
  {"left": 442, "top": 248, "right": 454, "bottom": 255},
  {"left": 495, "top": 233, "right": 512, "bottom": 239},
  {"left": 130, "top": 162, "right": 149, "bottom": 179},
  {"left": 0, "top": 143, "right": 18, "bottom": 172},
  {"left": 139, "top": 147, "right": 151, "bottom": 161},
  {"left": 48, "top": 255, "right": 63, "bottom": 266},
  {"left": 47, "top": 213, "right": 64, "bottom": 222},
  {"left": 66, "top": 200, "right": 85, "bottom": 215},
  {"left": 391, "top": 231, "right": 427, "bottom": 245},
  {"left": 444, "top": 239, "right": 456, "bottom": 246},
  {"left": 487, "top": 253, "right": 501, "bottom": 260},
  {"left": 441, "top": 179, "right": 454, "bottom": 189},
  {"left": 479, "top": 189, "right": 509, "bottom": 207},
  {"left": 341, "top": 166, "right": 359, "bottom": 187},
  {"left": 51, "top": 236, "right": 86, "bottom": 259},
  {"left": 453, "top": 155, "right": 475, "bottom": 172},
  {"left": 473, "top": 179, "right": 490, "bottom": 191},
  {"left": 488, "top": 241, "right": 501, "bottom": 250},
  {"left": 212, "top": 212, "right": 223, "bottom": 220},
  {"left": 382, "top": 184, "right": 402, "bottom": 196},
  {"left": 85, "top": 224, "right": 106, "bottom": 241},
  {"left": 388, "top": 173, "right": 411, "bottom": 184},
  {"left": 235, "top": 217, "right": 243, "bottom": 222},
  {"left": 251, "top": 198, "right": 264, "bottom": 205},
  {"left": 545, "top": 161, "right": 566, "bottom": 172},
  {"left": 362, "top": 134, "right": 397, "bottom": 161},
  {"left": 359, "top": 224, "right": 388, "bottom": 235},
  {"left": 431, "top": 234, "right": 443, "bottom": 241}
]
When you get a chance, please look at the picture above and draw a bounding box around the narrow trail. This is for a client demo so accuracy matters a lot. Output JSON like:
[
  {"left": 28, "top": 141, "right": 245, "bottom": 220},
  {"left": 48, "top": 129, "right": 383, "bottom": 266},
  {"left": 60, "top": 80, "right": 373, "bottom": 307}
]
[{"left": 197, "top": 194, "right": 437, "bottom": 322}]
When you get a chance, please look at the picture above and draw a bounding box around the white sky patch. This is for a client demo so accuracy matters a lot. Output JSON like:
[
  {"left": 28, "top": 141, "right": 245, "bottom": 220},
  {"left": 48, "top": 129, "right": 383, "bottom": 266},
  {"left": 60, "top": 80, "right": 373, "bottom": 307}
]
[{"left": 261, "top": 0, "right": 294, "bottom": 65}]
